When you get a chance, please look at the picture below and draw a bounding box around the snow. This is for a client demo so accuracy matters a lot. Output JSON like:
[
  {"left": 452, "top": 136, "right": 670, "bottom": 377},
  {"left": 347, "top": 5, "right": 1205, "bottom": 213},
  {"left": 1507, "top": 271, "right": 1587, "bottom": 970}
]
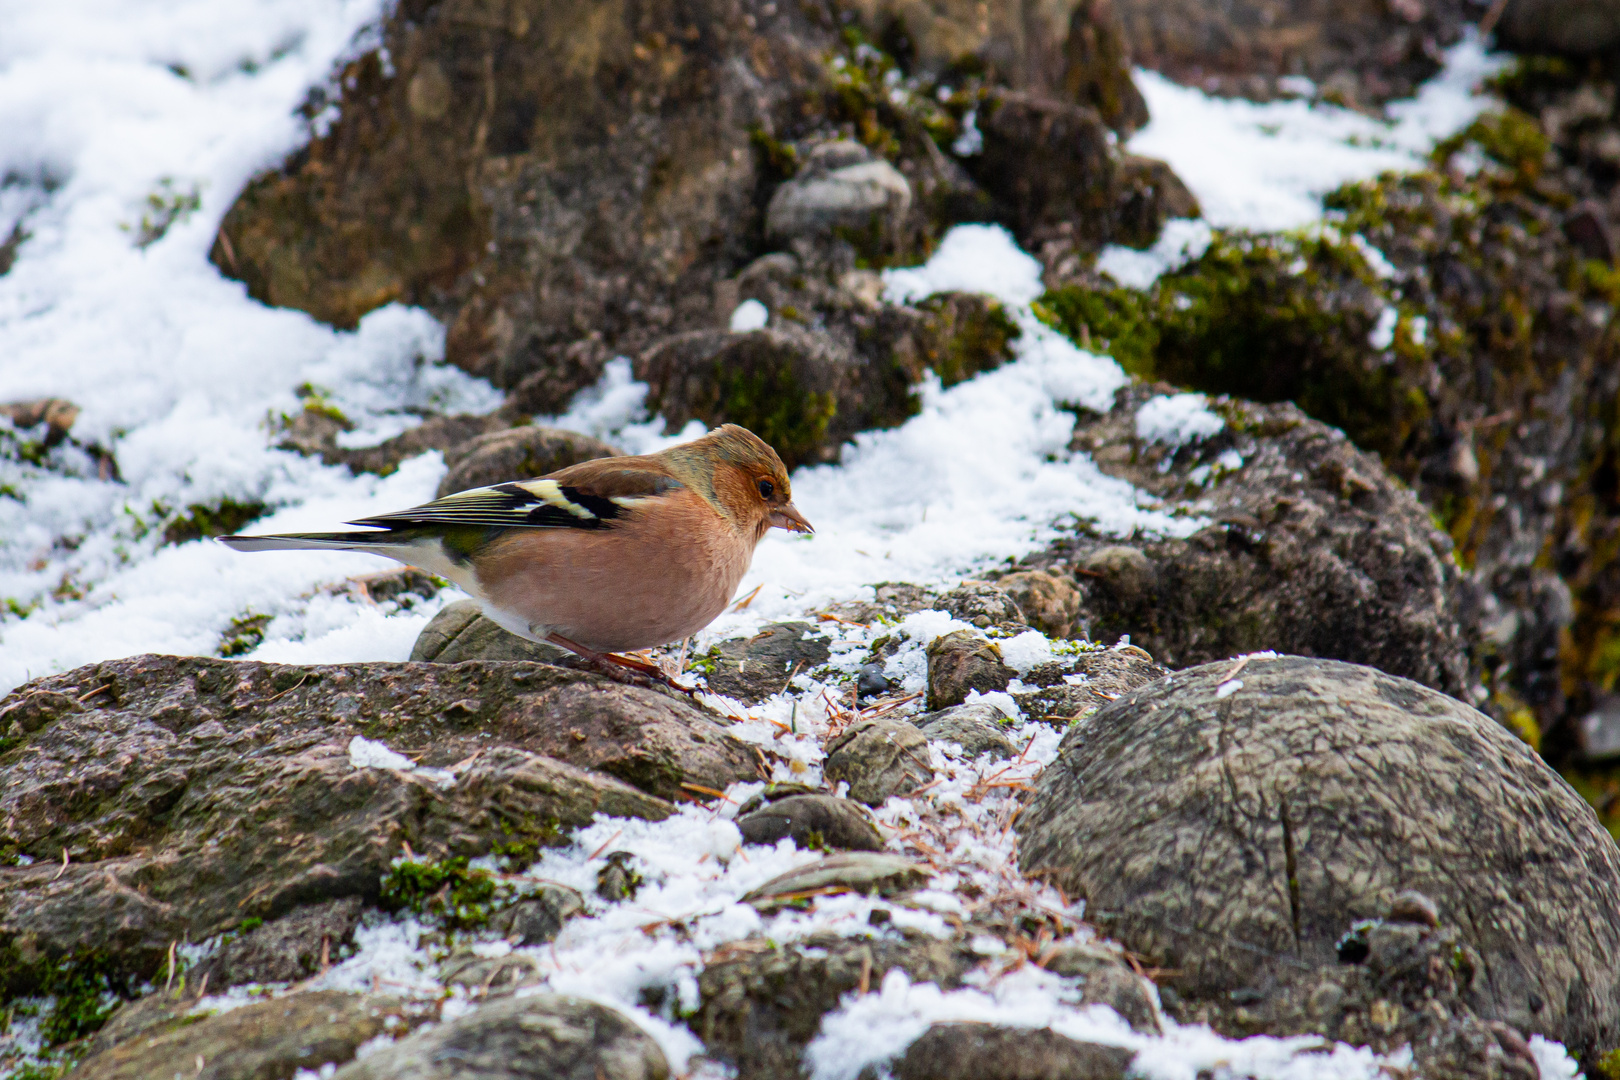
[
  {"left": 729, "top": 298, "right": 769, "bottom": 332},
  {"left": 1134, "top": 393, "right": 1225, "bottom": 446},
  {"left": 0, "top": 7, "right": 1581, "bottom": 1080},
  {"left": 1125, "top": 35, "right": 1507, "bottom": 231}
]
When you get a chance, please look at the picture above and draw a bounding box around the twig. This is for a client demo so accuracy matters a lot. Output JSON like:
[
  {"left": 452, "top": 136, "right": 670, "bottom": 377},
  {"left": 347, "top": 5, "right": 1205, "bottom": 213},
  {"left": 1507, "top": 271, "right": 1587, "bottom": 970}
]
[
  {"left": 729, "top": 584, "right": 765, "bottom": 612},
  {"left": 77, "top": 683, "right": 114, "bottom": 703},
  {"left": 587, "top": 829, "right": 624, "bottom": 861},
  {"left": 51, "top": 848, "right": 69, "bottom": 881},
  {"left": 1478, "top": 0, "right": 1511, "bottom": 37},
  {"left": 1221, "top": 655, "right": 1252, "bottom": 682},
  {"left": 165, "top": 940, "right": 177, "bottom": 994}
]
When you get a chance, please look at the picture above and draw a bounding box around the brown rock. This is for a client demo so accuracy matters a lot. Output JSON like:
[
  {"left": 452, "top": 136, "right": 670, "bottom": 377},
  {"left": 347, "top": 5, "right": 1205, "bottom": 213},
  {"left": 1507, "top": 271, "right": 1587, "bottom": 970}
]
[
  {"left": 886, "top": 1023, "right": 1133, "bottom": 1080},
  {"left": 1042, "top": 941, "right": 1162, "bottom": 1033},
  {"left": 190, "top": 896, "right": 363, "bottom": 989},
  {"left": 736, "top": 793, "right": 885, "bottom": 851},
  {"left": 410, "top": 599, "right": 569, "bottom": 664},
  {"left": 823, "top": 716, "right": 935, "bottom": 805},
  {"left": 331, "top": 994, "right": 668, "bottom": 1080},
  {"left": 742, "top": 851, "right": 929, "bottom": 905},
  {"left": 488, "top": 884, "right": 586, "bottom": 946},
  {"left": 0, "top": 655, "right": 709, "bottom": 1008},
  {"left": 939, "top": 581, "right": 1026, "bottom": 629},
  {"left": 74, "top": 991, "right": 423, "bottom": 1080},
  {"left": 926, "top": 631, "right": 1015, "bottom": 709},
  {"left": 996, "top": 570, "right": 1084, "bottom": 638},
  {"left": 702, "top": 622, "right": 832, "bottom": 703},
  {"left": 1013, "top": 646, "right": 1169, "bottom": 726},
  {"left": 436, "top": 425, "right": 621, "bottom": 498}
]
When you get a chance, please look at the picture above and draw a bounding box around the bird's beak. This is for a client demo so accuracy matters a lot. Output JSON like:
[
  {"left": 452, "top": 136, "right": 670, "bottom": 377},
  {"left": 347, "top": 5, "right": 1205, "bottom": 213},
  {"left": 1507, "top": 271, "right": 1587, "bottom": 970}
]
[{"left": 769, "top": 502, "right": 814, "bottom": 534}]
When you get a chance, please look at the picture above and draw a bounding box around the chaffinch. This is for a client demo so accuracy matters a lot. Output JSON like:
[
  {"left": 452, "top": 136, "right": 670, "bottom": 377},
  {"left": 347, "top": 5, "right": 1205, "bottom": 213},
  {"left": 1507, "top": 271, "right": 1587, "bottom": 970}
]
[{"left": 221, "top": 424, "right": 813, "bottom": 675}]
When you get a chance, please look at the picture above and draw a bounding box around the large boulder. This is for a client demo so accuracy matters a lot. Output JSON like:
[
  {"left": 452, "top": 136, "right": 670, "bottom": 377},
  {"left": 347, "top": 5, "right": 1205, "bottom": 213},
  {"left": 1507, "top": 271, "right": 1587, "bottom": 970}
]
[
  {"left": 1023, "top": 386, "right": 1472, "bottom": 697},
  {"left": 0, "top": 654, "right": 756, "bottom": 1016},
  {"left": 1016, "top": 655, "right": 1620, "bottom": 1059},
  {"left": 212, "top": 0, "right": 1188, "bottom": 413}
]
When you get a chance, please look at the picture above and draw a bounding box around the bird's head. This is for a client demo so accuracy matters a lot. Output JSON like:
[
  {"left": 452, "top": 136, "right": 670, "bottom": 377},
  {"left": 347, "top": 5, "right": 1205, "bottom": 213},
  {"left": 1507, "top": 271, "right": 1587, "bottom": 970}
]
[{"left": 676, "top": 424, "right": 814, "bottom": 539}]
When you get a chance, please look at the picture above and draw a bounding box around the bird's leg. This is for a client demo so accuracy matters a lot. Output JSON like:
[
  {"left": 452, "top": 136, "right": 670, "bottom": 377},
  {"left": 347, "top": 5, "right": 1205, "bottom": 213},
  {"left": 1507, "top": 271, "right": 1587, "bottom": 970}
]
[{"left": 545, "top": 633, "right": 692, "bottom": 693}]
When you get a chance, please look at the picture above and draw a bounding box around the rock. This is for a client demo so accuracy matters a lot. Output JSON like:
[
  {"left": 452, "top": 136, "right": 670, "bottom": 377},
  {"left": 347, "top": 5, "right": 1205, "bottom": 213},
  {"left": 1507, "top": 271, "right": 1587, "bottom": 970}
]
[
  {"left": 595, "top": 850, "right": 644, "bottom": 902},
  {"left": 734, "top": 782, "right": 820, "bottom": 815},
  {"left": 736, "top": 793, "right": 885, "bottom": 851},
  {"left": 280, "top": 407, "right": 511, "bottom": 477},
  {"left": 436, "top": 425, "right": 621, "bottom": 498},
  {"left": 702, "top": 622, "right": 831, "bottom": 703},
  {"left": 742, "top": 852, "right": 930, "bottom": 905},
  {"left": 1077, "top": 546, "right": 1156, "bottom": 607},
  {"left": 914, "top": 704, "right": 1018, "bottom": 760},
  {"left": 766, "top": 147, "right": 913, "bottom": 245},
  {"left": 1012, "top": 645, "right": 1168, "bottom": 726},
  {"left": 74, "top": 991, "right": 422, "bottom": 1080},
  {"left": 439, "top": 950, "right": 544, "bottom": 994},
  {"left": 1041, "top": 941, "right": 1161, "bottom": 1034},
  {"left": 1112, "top": 0, "right": 1471, "bottom": 105},
  {"left": 332, "top": 994, "right": 668, "bottom": 1080},
  {"left": 856, "top": 662, "right": 894, "bottom": 701},
  {"left": 190, "top": 897, "right": 363, "bottom": 989},
  {"left": 939, "top": 582, "right": 1025, "bottom": 629},
  {"left": 826, "top": 582, "right": 936, "bottom": 625},
  {"left": 926, "top": 631, "right": 1015, "bottom": 709},
  {"left": 0, "top": 655, "right": 739, "bottom": 1013},
  {"left": 882, "top": 1022, "right": 1134, "bottom": 1080},
  {"left": 691, "top": 930, "right": 973, "bottom": 1079},
  {"left": 1016, "top": 656, "right": 1620, "bottom": 1059},
  {"left": 1497, "top": 0, "right": 1620, "bottom": 56},
  {"left": 823, "top": 717, "right": 935, "bottom": 805},
  {"left": 213, "top": 0, "right": 1187, "bottom": 405},
  {"left": 994, "top": 570, "right": 1083, "bottom": 638},
  {"left": 410, "top": 599, "right": 569, "bottom": 664},
  {"left": 0, "top": 397, "right": 78, "bottom": 442},
  {"left": 488, "top": 885, "right": 587, "bottom": 946},
  {"left": 1386, "top": 889, "right": 1440, "bottom": 929},
  {"left": 1, "top": 395, "right": 119, "bottom": 481},
  {"left": 1024, "top": 388, "right": 1471, "bottom": 699}
]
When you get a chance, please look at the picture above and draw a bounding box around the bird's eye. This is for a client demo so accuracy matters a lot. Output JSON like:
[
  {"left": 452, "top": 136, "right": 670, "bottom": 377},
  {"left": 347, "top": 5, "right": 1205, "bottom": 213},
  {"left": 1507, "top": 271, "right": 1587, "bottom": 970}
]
[{"left": 757, "top": 479, "right": 775, "bottom": 499}]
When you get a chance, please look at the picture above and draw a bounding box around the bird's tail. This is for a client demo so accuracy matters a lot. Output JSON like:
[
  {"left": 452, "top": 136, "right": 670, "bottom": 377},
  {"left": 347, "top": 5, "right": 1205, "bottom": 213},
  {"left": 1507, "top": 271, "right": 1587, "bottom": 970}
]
[{"left": 217, "top": 530, "right": 406, "bottom": 553}]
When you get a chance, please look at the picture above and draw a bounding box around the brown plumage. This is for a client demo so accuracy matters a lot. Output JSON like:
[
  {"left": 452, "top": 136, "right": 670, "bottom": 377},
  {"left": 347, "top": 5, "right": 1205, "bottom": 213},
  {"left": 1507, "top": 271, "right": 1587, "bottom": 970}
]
[{"left": 219, "top": 424, "right": 813, "bottom": 668}]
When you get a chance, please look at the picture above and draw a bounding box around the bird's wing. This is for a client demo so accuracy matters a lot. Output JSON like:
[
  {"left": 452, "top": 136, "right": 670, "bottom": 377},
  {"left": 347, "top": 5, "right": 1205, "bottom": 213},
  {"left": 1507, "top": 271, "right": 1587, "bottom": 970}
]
[{"left": 348, "top": 460, "right": 686, "bottom": 531}]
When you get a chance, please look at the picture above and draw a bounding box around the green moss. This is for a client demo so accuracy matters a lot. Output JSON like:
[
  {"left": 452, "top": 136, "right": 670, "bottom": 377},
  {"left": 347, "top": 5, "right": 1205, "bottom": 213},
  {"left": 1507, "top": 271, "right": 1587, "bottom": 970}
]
[
  {"left": 1593, "top": 1046, "right": 1620, "bottom": 1080},
  {"left": 1035, "top": 285, "right": 1157, "bottom": 376},
  {"left": 748, "top": 126, "right": 798, "bottom": 181},
  {"left": 1433, "top": 108, "right": 1551, "bottom": 189},
  {"left": 380, "top": 856, "right": 498, "bottom": 929},
  {"left": 0, "top": 945, "right": 142, "bottom": 1049},
  {"left": 217, "top": 612, "right": 272, "bottom": 658},
  {"left": 709, "top": 358, "right": 838, "bottom": 471},
  {"left": 161, "top": 498, "right": 268, "bottom": 546},
  {"left": 916, "top": 296, "right": 1021, "bottom": 386}
]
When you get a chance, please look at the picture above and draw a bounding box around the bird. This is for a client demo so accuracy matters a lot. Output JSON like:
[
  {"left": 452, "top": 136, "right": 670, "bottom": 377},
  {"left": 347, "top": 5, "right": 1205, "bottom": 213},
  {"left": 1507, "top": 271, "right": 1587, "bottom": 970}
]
[{"left": 219, "top": 424, "right": 813, "bottom": 679}]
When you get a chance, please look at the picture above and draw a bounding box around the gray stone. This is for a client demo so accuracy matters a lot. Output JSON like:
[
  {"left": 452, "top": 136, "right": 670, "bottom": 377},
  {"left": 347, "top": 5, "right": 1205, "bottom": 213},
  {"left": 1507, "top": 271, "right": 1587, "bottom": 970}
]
[
  {"left": 439, "top": 950, "right": 544, "bottom": 994},
  {"left": 436, "top": 425, "right": 621, "bottom": 498},
  {"left": 691, "top": 930, "right": 974, "bottom": 1080},
  {"left": 823, "top": 716, "right": 935, "bottom": 805},
  {"left": 411, "top": 598, "right": 569, "bottom": 664},
  {"left": 914, "top": 704, "right": 1017, "bottom": 760},
  {"left": 702, "top": 622, "right": 831, "bottom": 703},
  {"left": 766, "top": 153, "right": 912, "bottom": 243},
  {"left": 1014, "top": 646, "right": 1169, "bottom": 727},
  {"left": 883, "top": 1022, "right": 1133, "bottom": 1080},
  {"left": 925, "top": 631, "right": 1014, "bottom": 709},
  {"left": 1041, "top": 941, "right": 1161, "bottom": 1035},
  {"left": 190, "top": 896, "right": 364, "bottom": 989},
  {"left": 332, "top": 994, "right": 668, "bottom": 1080},
  {"left": 939, "top": 581, "right": 1025, "bottom": 629},
  {"left": 488, "top": 885, "right": 586, "bottom": 946},
  {"left": 736, "top": 793, "right": 884, "bottom": 851},
  {"left": 742, "top": 852, "right": 929, "bottom": 906},
  {"left": 1016, "top": 655, "right": 1620, "bottom": 1059},
  {"left": 75, "top": 991, "right": 422, "bottom": 1080}
]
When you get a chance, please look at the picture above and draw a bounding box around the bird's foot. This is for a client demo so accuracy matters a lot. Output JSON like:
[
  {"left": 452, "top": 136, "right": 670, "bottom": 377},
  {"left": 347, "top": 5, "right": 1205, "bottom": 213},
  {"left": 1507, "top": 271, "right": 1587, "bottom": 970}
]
[{"left": 546, "top": 634, "right": 695, "bottom": 695}]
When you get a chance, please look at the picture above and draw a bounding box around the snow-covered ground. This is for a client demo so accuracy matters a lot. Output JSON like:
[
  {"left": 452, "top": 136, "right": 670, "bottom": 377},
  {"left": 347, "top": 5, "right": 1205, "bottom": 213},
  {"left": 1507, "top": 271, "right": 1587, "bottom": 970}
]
[{"left": 0, "top": 4, "right": 1565, "bottom": 1078}]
